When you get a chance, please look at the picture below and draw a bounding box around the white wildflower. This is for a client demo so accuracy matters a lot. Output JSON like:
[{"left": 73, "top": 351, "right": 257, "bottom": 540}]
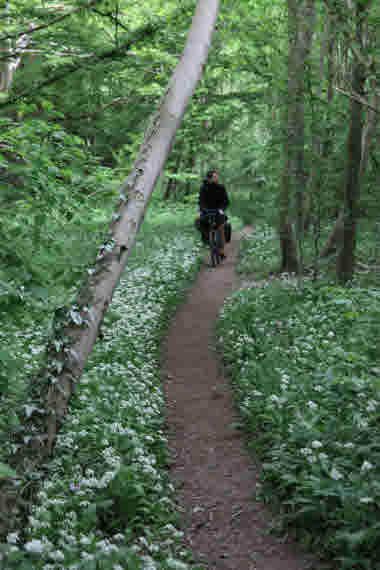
[
  {"left": 167, "top": 558, "right": 188, "bottom": 569},
  {"left": 49, "top": 550, "right": 65, "bottom": 561},
  {"left": 269, "top": 394, "right": 280, "bottom": 403},
  {"left": 366, "top": 399, "right": 377, "bottom": 412},
  {"left": 359, "top": 497, "right": 373, "bottom": 504},
  {"left": 361, "top": 460, "right": 374, "bottom": 473},
  {"left": 7, "top": 532, "right": 19, "bottom": 544},
  {"left": 24, "top": 539, "right": 45, "bottom": 553},
  {"left": 330, "top": 468, "right": 344, "bottom": 480}
]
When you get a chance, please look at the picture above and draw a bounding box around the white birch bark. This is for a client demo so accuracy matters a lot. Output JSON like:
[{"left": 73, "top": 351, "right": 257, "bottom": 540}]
[
  {"left": 0, "top": 2, "right": 11, "bottom": 92},
  {"left": 0, "top": 19, "right": 29, "bottom": 93},
  {"left": 45, "top": 0, "right": 220, "bottom": 452},
  {"left": 0, "top": 0, "right": 220, "bottom": 534},
  {"left": 0, "top": 0, "right": 220, "bottom": 511}
]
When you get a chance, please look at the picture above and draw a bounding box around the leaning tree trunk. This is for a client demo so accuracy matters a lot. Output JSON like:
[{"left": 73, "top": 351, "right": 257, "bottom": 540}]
[{"left": 0, "top": 0, "right": 220, "bottom": 535}]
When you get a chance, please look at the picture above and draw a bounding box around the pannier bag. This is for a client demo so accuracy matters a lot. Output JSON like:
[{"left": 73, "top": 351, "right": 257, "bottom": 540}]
[{"left": 224, "top": 221, "right": 232, "bottom": 243}]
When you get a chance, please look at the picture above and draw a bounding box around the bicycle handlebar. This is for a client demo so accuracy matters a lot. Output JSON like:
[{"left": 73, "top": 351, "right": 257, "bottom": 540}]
[{"left": 201, "top": 208, "right": 223, "bottom": 214}]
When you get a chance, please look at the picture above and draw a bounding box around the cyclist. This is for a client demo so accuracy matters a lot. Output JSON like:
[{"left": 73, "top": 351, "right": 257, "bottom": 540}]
[{"left": 198, "top": 169, "right": 230, "bottom": 259}]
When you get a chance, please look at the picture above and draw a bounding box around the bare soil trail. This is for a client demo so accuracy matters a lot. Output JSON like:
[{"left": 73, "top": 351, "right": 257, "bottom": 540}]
[{"left": 162, "top": 230, "right": 318, "bottom": 570}]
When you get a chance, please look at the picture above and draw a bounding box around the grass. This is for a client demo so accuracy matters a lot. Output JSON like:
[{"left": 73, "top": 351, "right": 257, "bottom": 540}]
[
  {"left": 0, "top": 206, "right": 205, "bottom": 570},
  {"left": 217, "top": 222, "right": 380, "bottom": 569}
]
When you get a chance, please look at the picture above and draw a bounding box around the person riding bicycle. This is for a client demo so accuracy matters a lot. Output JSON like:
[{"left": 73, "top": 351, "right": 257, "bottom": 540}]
[{"left": 198, "top": 169, "right": 230, "bottom": 258}]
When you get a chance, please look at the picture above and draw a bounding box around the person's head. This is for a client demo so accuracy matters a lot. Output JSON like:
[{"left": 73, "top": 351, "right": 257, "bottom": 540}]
[{"left": 206, "top": 169, "right": 218, "bottom": 184}]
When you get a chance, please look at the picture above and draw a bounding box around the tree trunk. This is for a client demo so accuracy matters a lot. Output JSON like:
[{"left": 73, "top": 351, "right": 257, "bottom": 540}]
[
  {"left": 320, "top": 1, "right": 375, "bottom": 258},
  {"left": 0, "top": 0, "right": 220, "bottom": 534},
  {"left": 279, "top": 100, "right": 299, "bottom": 273},
  {"left": 0, "top": 3, "right": 12, "bottom": 92},
  {"left": 0, "top": 2, "right": 29, "bottom": 93},
  {"left": 279, "top": 0, "right": 315, "bottom": 274},
  {"left": 359, "top": 79, "right": 380, "bottom": 180},
  {"left": 304, "top": 2, "right": 333, "bottom": 232},
  {"left": 291, "top": 0, "right": 315, "bottom": 247},
  {"left": 164, "top": 144, "right": 183, "bottom": 200},
  {"left": 336, "top": 2, "right": 368, "bottom": 283},
  {"left": 184, "top": 142, "right": 196, "bottom": 196},
  {"left": 320, "top": 210, "right": 345, "bottom": 257}
]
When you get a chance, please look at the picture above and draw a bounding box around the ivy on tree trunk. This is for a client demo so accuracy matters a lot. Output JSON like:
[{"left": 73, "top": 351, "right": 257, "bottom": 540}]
[{"left": 0, "top": 0, "right": 220, "bottom": 536}]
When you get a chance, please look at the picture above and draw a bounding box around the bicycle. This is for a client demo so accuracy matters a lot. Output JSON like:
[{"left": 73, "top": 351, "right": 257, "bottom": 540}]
[{"left": 202, "top": 209, "right": 223, "bottom": 267}]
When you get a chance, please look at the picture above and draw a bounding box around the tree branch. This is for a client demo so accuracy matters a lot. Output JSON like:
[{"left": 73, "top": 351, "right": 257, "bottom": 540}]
[
  {"left": 0, "top": 22, "right": 159, "bottom": 109},
  {"left": 59, "top": 96, "right": 130, "bottom": 122},
  {"left": 334, "top": 85, "right": 380, "bottom": 114},
  {"left": 0, "top": 0, "right": 102, "bottom": 42},
  {"left": 91, "top": 8, "right": 131, "bottom": 34}
]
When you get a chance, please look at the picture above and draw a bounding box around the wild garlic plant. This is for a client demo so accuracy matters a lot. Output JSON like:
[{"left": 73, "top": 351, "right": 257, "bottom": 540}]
[
  {"left": 1, "top": 225, "right": 202, "bottom": 570},
  {"left": 218, "top": 225, "right": 380, "bottom": 569}
]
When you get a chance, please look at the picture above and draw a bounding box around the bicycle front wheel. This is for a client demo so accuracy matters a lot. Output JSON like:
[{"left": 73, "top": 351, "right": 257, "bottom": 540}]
[{"left": 209, "top": 229, "right": 221, "bottom": 267}]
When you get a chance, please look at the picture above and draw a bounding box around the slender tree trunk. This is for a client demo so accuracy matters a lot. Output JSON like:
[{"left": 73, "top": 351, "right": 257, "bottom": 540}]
[
  {"left": 164, "top": 144, "right": 183, "bottom": 200},
  {"left": 337, "top": 2, "right": 368, "bottom": 283},
  {"left": 0, "top": 0, "right": 220, "bottom": 534},
  {"left": 320, "top": 210, "right": 345, "bottom": 257},
  {"left": 279, "top": 103, "right": 299, "bottom": 273},
  {"left": 321, "top": 1, "right": 373, "bottom": 261},
  {"left": 322, "top": 2, "right": 337, "bottom": 217},
  {"left": 293, "top": 0, "right": 315, "bottom": 270},
  {"left": 292, "top": 0, "right": 315, "bottom": 236},
  {"left": 304, "top": 2, "right": 333, "bottom": 232},
  {"left": 279, "top": 3, "right": 298, "bottom": 275},
  {"left": 184, "top": 142, "right": 196, "bottom": 196},
  {"left": 164, "top": 175, "right": 176, "bottom": 201},
  {"left": 359, "top": 79, "right": 380, "bottom": 180},
  {"left": 279, "top": 0, "right": 315, "bottom": 274}
]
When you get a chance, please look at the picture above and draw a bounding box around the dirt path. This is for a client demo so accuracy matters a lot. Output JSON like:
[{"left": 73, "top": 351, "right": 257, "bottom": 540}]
[{"left": 162, "top": 231, "right": 318, "bottom": 570}]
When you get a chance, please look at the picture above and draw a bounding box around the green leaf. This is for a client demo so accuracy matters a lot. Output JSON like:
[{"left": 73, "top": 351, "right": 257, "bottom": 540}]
[{"left": 0, "top": 462, "right": 17, "bottom": 478}]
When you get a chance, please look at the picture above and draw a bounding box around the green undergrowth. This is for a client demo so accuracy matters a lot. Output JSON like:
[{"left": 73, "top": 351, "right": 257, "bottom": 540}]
[
  {"left": 0, "top": 207, "right": 205, "bottom": 570},
  {"left": 218, "top": 224, "right": 380, "bottom": 569},
  {"left": 237, "top": 219, "right": 380, "bottom": 282}
]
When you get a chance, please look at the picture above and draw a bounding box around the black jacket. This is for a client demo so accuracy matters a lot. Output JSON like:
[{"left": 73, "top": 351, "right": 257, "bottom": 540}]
[{"left": 199, "top": 180, "right": 229, "bottom": 211}]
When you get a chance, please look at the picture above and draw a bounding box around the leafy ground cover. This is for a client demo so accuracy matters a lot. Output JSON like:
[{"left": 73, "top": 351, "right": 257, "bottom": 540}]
[
  {"left": 218, "top": 224, "right": 380, "bottom": 569},
  {"left": 237, "top": 219, "right": 380, "bottom": 283},
  {"left": 1, "top": 209, "right": 203, "bottom": 570}
]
